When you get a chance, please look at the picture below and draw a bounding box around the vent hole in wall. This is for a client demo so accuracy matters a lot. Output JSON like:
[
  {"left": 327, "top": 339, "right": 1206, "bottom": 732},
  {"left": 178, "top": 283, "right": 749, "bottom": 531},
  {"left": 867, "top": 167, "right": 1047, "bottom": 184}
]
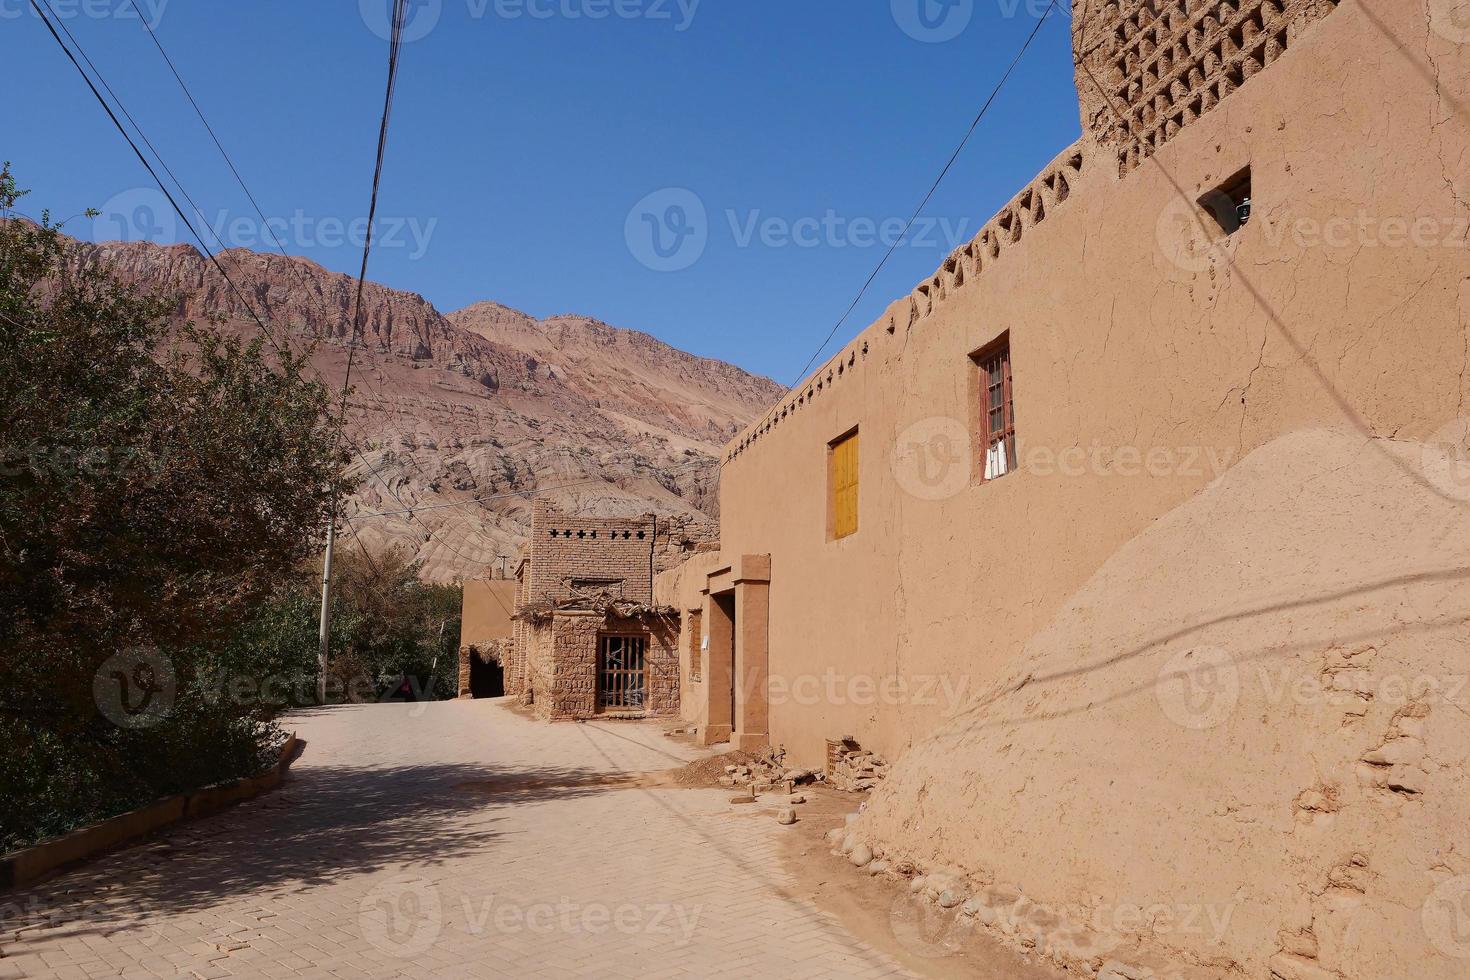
[{"left": 1198, "top": 165, "right": 1252, "bottom": 235}]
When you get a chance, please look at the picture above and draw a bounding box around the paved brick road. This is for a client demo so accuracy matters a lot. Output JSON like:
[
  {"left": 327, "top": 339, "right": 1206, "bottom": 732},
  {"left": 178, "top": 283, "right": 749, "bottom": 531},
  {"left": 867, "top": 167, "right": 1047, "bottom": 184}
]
[{"left": 1, "top": 701, "right": 918, "bottom": 979}]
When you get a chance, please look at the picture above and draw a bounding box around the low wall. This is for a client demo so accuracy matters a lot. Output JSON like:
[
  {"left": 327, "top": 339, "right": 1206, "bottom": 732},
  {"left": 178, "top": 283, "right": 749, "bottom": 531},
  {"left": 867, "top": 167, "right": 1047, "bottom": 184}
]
[{"left": 0, "top": 733, "right": 300, "bottom": 891}]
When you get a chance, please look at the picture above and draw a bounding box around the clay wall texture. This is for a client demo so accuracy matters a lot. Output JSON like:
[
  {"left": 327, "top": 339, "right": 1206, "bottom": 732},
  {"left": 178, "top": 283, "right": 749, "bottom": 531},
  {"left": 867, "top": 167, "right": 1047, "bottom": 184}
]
[
  {"left": 460, "top": 580, "right": 517, "bottom": 647},
  {"left": 523, "top": 613, "right": 679, "bottom": 721},
  {"left": 503, "top": 501, "right": 694, "bottom": 718},
  {"left": 697, "top": 2, "right": 1470, "bottom": 769},
  {"left": 526, "top": 500, "right": 659, "bottom": 604},
  {"left": 1073, "top": 0, "right": 1344, "bottom": 175},
  {"left": 654, "top": 550, "right": 729, "bottom": 732}
]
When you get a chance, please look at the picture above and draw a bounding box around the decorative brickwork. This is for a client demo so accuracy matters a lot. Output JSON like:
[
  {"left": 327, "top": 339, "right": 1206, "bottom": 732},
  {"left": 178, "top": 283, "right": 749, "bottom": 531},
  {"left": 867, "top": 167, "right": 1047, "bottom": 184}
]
[
  {"left": 1073, "top": 0, "right": 1344, "bottom": 175},
  {"left": 508, "top": 501, "right": 706, "bottom": 720}
]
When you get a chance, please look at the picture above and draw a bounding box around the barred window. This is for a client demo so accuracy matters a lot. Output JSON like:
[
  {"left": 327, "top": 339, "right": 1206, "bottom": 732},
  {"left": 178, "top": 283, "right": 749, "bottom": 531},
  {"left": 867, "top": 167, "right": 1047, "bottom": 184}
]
[{"left": 977, "top": 339, "right": 1015, "bottom": 481}]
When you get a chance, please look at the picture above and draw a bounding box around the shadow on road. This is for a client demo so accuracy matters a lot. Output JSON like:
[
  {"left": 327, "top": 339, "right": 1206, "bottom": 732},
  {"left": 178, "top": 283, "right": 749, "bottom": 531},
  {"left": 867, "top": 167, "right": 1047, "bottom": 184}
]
[{"left": 1, "top": 760, "right": 635, "bottom": 942}]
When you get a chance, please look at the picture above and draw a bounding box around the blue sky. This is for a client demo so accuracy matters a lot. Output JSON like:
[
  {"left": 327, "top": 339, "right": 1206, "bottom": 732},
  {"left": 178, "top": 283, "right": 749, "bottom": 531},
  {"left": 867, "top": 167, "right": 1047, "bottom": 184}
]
[{"left": 6, "top": 0, "right": 1081, "bottom": 383}]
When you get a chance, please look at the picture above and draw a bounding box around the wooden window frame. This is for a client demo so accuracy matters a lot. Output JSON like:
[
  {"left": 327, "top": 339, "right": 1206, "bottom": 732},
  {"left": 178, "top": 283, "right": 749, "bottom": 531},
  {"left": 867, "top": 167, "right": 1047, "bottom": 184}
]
[
  {"left": 827, "top": 426, "right": 860, "bottom": 541},
  {"left": 687, "top": 608, "right": 703, "bottom": 682},
  {"left": 970, "top": 333, "right": 1016, "bottom": 484}
]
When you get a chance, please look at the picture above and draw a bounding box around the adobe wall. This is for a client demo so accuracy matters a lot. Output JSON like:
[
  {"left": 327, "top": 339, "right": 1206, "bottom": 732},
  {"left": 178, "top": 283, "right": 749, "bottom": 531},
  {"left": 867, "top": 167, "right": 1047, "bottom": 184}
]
[
  {"left": 527, "top": 500, "right": 659, "bottom": 604},
  {"left": 525, "top": 612, "right": 679, "bottom": 721},
  {"left": 654, "top": 550, "right": 730, "bottom": 730},
  {"left": 460, "top": 580, "right": 517, "bottom": 647},
  {"left": 712, "top": 1, "right": 1470, "bottom": 768}
]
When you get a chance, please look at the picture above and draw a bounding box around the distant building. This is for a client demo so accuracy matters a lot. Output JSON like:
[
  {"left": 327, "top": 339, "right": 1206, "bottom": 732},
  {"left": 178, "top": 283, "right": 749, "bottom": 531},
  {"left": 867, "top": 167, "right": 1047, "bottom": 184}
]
[
  {"left": 462, "top": 499, "right": 715, "bottom": 720},
  {"left": 456, "top": 579, "right": 518, "bottom": 698}
]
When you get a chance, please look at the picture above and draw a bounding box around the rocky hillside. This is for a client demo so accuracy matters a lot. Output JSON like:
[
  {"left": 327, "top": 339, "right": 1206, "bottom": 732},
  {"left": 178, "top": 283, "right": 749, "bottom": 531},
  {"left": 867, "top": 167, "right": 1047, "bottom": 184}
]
[{"left": 61, "top": 235, "right": 784, "bottom": 581}]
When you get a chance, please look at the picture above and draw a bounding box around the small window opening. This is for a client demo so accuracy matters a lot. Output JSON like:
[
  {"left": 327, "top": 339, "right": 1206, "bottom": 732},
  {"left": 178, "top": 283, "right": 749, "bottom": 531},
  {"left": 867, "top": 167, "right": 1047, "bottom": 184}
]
[
  {"left": 1199, "top": 166, "right": 1251, "bottom": 235},
  {"left": 974, "top": 336, "right": 1016, "bottom": 482}
]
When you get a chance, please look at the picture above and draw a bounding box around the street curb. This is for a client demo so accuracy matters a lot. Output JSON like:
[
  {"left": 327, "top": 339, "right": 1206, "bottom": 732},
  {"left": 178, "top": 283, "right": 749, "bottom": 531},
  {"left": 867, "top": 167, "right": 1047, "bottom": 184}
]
[{"left": 0, "top": 732, "right": 301, "bottom": 892}]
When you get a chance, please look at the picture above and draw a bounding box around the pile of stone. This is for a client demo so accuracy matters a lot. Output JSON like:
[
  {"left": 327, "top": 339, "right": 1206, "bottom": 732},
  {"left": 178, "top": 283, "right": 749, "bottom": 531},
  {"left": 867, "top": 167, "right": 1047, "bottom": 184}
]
[
  {"left": 716, "top": 747, "right": 821, "bottom": 794},
  {"left": 828, "top": 742, "right": 888, "bottom": 792}
]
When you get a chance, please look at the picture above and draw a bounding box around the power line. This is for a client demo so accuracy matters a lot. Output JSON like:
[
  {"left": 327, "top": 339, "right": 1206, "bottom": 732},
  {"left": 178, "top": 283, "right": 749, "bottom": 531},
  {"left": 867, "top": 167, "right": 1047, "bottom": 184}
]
[
  {"left": 338, "top": 0, "right": 408, "bottom": 434},
  {"left": 129, "top": 2, "right": 295, "bottom": 262},
  {"left": 39, "top": 0, "right": 494, "bottom": 583},
  {"left": 27, "top": 0, "right": 392, "bottom": 573},
  {"left": 723, "top": 0, "right": 1061, "bottom": 470},
  {"left": 122, "top": 1, "right": 495, "bottom": 563}
]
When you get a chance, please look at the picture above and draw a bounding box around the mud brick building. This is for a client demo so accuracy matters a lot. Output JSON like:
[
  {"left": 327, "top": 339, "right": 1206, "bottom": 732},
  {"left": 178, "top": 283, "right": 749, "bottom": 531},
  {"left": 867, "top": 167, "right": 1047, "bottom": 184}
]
[
  {"left": 456, "top": 578, "right": 517, "bottom": 699},
  {"left": 656, "top": 6, "right": 1470, "bottom": 976},
  {"left": 490, "top": 500, "right": 713, "bottom": 721}
]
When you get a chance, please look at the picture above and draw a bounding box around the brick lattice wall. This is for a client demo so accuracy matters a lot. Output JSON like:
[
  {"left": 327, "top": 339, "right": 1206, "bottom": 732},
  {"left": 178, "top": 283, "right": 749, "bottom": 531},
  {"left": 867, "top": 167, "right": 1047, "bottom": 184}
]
[{"left": 1073, "top": 0, "right": 1344, "bottom": 175}]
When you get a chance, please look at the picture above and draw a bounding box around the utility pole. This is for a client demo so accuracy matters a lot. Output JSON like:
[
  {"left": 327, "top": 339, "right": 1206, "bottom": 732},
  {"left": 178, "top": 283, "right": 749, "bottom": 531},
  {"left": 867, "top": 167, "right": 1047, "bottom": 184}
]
[
  {"left": 496, "top": 553, "right": 509, "bottom": 579},
  {"left": 317, "top": 517, "right": 335, "bottom": 704},
  {"left": 315, "top": 0, "right": 409, "bottom": 707}
]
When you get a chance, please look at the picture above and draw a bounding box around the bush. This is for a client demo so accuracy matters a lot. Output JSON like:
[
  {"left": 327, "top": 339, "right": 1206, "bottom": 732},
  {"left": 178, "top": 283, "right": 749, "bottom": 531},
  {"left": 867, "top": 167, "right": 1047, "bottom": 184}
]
[
  {"left": 214, "top": 549, "right": 463, "bottom": 711},
  {"left": 0, "top": 168, "right": 350, "bottom": 851}
]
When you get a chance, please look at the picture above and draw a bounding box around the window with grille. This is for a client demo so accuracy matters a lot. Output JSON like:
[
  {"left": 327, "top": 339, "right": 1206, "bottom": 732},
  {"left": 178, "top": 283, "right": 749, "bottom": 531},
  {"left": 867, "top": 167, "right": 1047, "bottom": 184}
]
[
  {"left": 976, "top": 338, "right": 1015, "bottom": 481},
  {"left": 597, "top": 634, "right": 647, "bottom": 711},
  {"left": 830, "top": 428, "right": 859, "bottom": 539}
]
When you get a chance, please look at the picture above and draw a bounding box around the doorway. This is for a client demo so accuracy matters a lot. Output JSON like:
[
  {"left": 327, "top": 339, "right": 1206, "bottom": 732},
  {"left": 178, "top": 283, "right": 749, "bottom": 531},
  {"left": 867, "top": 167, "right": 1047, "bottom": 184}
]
[
  {"left": 597, "top": 634, "right": 648, "bottom": 711},
  {"left": 469, "top": 652, "right": 505, "bottom": 699}
]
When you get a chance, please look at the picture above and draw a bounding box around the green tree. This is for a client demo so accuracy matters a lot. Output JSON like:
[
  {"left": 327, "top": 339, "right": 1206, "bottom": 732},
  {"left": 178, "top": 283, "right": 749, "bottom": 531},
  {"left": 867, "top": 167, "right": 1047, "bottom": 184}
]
[
  {"left": 216, "top": 549, "right": 463, "bottom": 709},
  {"left": 0, "top": 167, "right": 352, "bottom": 849}
]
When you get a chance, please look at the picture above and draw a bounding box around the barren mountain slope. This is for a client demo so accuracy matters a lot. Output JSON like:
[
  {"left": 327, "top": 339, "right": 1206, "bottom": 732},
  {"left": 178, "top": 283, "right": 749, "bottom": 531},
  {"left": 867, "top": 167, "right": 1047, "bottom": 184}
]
[{"left": 61, "top": 235, "right": 784, "bottom": 581}]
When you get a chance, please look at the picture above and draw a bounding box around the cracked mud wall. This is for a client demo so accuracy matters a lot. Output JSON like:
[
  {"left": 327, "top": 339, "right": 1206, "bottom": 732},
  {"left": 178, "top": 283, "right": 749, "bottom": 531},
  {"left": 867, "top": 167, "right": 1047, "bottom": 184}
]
[
  {"left": 853, "top": 428, "right": 1470, "bottom": 978},
  {"left": 712, "top": 0, "right": 1470, "bottom": 775}
]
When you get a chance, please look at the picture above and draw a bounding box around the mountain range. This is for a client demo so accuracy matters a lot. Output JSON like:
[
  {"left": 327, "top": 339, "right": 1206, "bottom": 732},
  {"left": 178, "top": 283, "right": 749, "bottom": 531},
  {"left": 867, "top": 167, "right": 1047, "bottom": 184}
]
[{"left": 62, "top": 234, "right": 784, "bottom": 581}]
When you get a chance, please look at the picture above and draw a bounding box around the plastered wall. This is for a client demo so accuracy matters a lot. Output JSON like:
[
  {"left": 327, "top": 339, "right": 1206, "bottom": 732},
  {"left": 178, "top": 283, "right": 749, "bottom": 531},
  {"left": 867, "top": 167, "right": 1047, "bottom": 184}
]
[{"left": 691, "top": 1, "right": 1470, "bottom": 768}]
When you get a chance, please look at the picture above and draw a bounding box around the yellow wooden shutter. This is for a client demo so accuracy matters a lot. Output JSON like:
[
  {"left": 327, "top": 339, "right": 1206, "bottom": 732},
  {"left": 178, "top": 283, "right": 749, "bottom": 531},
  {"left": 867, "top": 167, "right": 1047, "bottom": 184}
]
[{"left": 832, "top": 431, "right": 859, "bottom": 539}]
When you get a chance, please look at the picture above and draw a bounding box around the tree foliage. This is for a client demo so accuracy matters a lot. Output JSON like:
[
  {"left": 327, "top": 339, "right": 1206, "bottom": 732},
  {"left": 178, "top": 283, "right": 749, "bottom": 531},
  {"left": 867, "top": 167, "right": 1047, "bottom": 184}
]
[
  {"left": 0, "top": 168, "right": 353, "bottom": 849},
  {"left": 217, "top": 548, "right": 462, "bottom": 710}
]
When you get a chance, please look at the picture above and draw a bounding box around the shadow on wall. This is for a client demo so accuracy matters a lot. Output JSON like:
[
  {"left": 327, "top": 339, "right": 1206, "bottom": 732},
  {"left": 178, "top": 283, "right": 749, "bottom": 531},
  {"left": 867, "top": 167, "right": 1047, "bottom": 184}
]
[
  {"left": 0, "top": 761, "right": 636, "bottom": 940},
  {"left": 957, "top": 564, "right": 1470, "bottom": 732}
]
